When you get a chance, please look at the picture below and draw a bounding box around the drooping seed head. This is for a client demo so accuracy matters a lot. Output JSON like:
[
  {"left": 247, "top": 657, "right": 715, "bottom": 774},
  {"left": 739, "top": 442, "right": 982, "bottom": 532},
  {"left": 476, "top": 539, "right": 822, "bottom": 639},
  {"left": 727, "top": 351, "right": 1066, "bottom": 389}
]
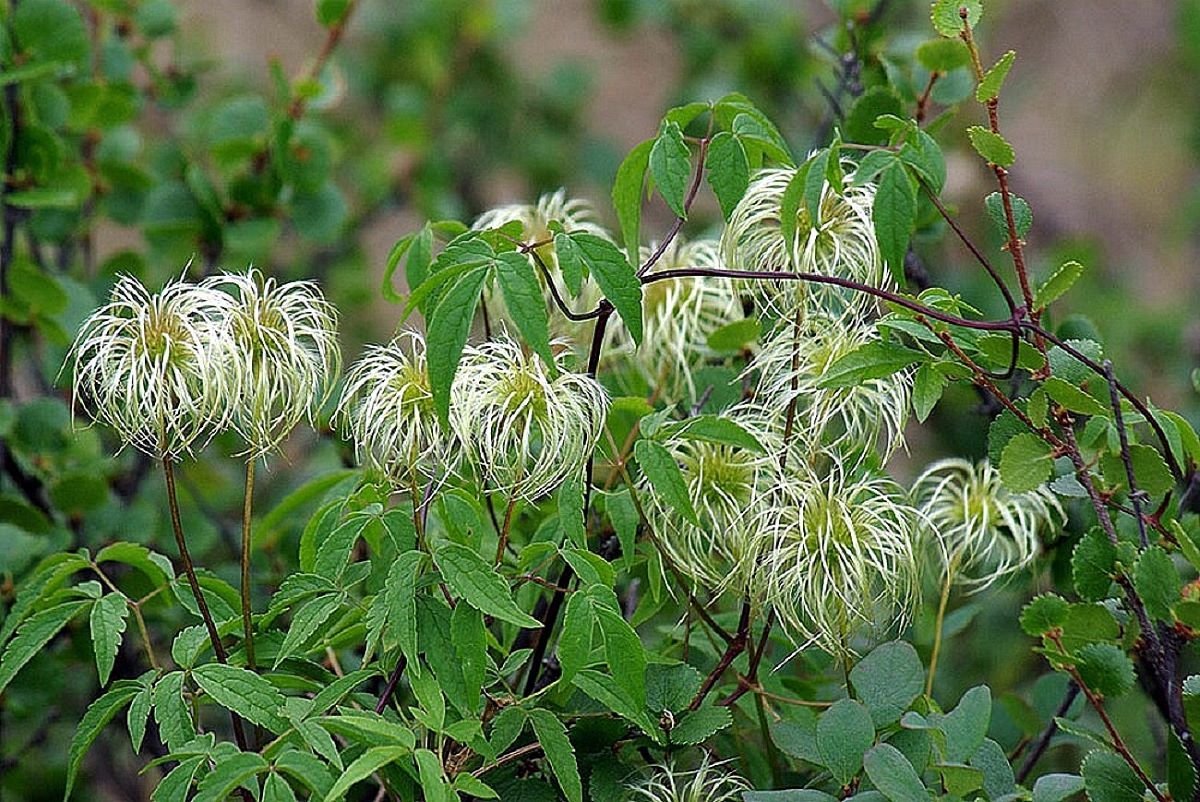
[
  {"left": 204, "top": 269, "right": 340, "bottom": 459},
  {"left": 67, "top": 274, "right": 236, "bottom": 461},
  {"left": 449, "top": 334, "right": 608, "bottom": 500},
  {"left": 756, "top": 459, "right": 922, "bottom": 656},
  {"left": 720, "top": 166, "right": 887, "bottom": 319},
  {"left": 912, "top": 458, "right": 1065, "bottom": 590},
  {"left": 630, "top": 755, "right": 749, "bottom": 802},
  {"left": 337, "top": 329, "right": 456, "bottom": 487}
]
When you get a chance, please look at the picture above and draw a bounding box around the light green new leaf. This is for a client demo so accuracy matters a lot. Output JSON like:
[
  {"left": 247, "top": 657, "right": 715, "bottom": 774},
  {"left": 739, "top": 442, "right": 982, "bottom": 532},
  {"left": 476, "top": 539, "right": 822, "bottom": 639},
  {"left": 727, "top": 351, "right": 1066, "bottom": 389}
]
[
  {"left": 592, "top": 592, "right": 646, "bottom": 709},
  {"left": 495, "top": 251, "right": 554, "bottom": 367},
  {"left": 930, "top": 0, "right": 982, "bottom": 37},
  {"left": 1043, "top": 377, "right": 1107, "bottom": 418},
  {"left": 262, "top": 773, "right": 298, "bottom": 802},
  {"left": 414, "top": 748, "right": 453, "bottom": 802},
  {"left": 127, "top": 680, "right": 152, "bottom": 753},
  {"left": 0, "top": 599, "right": 89, "bottom": 695},
  {"left": 649, "top": 120, "right": 691, "bottom": 218},
  {"left": 192, "top": 663, "right": 289, "bottom": 733},
  {"left": 432, "top": 542, "right": 541, "bottom": 628},
  {"left": 90, "top": 593, "right": 129, "bottom": 686},
  {"left": 529, "top": 709, "right": 583, "bottom": 802},
  {"left": 427, "top": 266, "right": 490, "bottom": 425},
  {"left": 912, "top": 363, "right": 947, "bottom": 423},
  {"left": 634, "top": 439, "right": 698, "bottom": 525},
  {"left": 967, "top": 126, "right": 1015, "bottom": 167},
  {"left": 976, "top": 51, "right": 1016, "bottom": 102}
]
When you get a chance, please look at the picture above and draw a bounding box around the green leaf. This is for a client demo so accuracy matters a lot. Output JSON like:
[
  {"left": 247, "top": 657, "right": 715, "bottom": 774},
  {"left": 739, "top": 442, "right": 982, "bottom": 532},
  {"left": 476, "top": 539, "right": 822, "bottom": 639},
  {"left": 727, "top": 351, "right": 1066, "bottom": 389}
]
[
  {"left": 432, "top": 541, "right": 541, "bottom": 628},
  {"left": 941, "top": 685, "right": 991, "bottom": 762},
  {"left": 930, "top": 0, "right": 982, "bottom": 37},
  {"left": 7, "top": 188, "right": 78, "bottom": 209},
  {"left": 779, "top": 162, "right": 811, "bottom": 250},
  {"left": 912, "top": 364, "right": 947, "bottom": 423},
  {"left": 658, "top": 415, "right": 765, "bottom": 453},
  {"left": 817, "top": 699, "right": 875, "bottom": 785},
  {"left": 496, "top": 251, "right": 553, "bottom": 367},
  {"left": 529, "top": 709, "right": 583, "bottom": 802},
  {"left": 426, "top": 266, "right": 489, "bottom": 424},
  {"left": 844, "top": 88, "right": 904, "bottom": 146},
  {"left": 96, "top": 541, "right": 174, "bottom": 586},
  {"left": 634, "top": 439, "right": 698, "bottom": 526},
  {"left": 1043, "top": 377, "right": 1108, "bottom": 417},
  {"left": 1081, "top": 750, "right": 1145, "bottom": 802},
  {"left": 315, "top": 0, "right": 350, "bottom": 26},
  {"left": 863, "top": 743, "right": 927, "bottom": 802},
  {"left": 152, "top": 671, "right": 194, "bottom": 751},
  {"left": 669, "top": 705, "right": 733, "bottom": 745},
  {"left": 899, "top": 129, "right": 946, "bottom": 192},
  {"left": 850, "top": 641, "right": 924, "bottom": 727},
  {"left": 705, "top": 131, "right": 749, "bottom": 219},
  {"left": 275, "top": 593, "right": 342, "bottom": 667},
  {"left": 612, "top": 138, "right": 654, "bottom": 265},
  {"left": 934, "top": 763, "right": 985, "bottom": 796},
  {"left": 192, "top": 663, "right": 289, "bottom": 733},
  {"left": 744, "top": 793, "right": 837, "bottom": 802},
  {"left": 1135, "top": 546, "right": 1180, "bottom": 623},
  {"left": 194, "top": 752, "right": 268, "bottom": 802},
  {"left": 707, "top": 318, "right": 760, "bottom": 352},
  {"left": 414, "top": 748, "right": 453, "bottom": 802},
  {"left": 318, "top": 712, "right": 416, "bottom": 749},
  {"left": 984, "top": 191, "right": 1033, "bottom": 240},
  {"left": 1169, "top": 728, "right": 1196, "bottom": 802},
  {"left": 1076, "top": 643, "right": 1135, "bottom": 698},
  {"left": 454, "top": 772, "right": 500, "bottom": 800},
  {"left": 873, "top": 159, "right": 917, "bottom": 284},
  {"left": 153, "top": 756, "right": 205, "bottom": 802},
  {"left": 650, "top": 120, "right": 691, "bottom": 218},
  {"left": 64, "top": 681, "right": 141, "bottom": 798},
  {"left": 971, "top": 739, "right": 1017, "bottom": 800},
  {"left": 1032, "top": 774, "right": 1085, "bottom": 802},
  {"left": 1060, "top": 603, "right": 1120, "bottom": 655},
  {"left": 572, "top": 670, "right": 659, "bottom": 739},
  {"left": 14, "top": 0, "right": 90, "bottom": 66},
  {"left": 0, "top": 599, "right": 89, "bottom": 694},
  {"left": 916, "top": 38, "right": 971, "bottom": 72},
  {"left": 557, "top": 591, "right": 594, "bottom": 687},
  {"left": 1072, "top": 529, "right": 1116, "bottom": 602},
  {"left": 323, "top": 746, "right": 409, "bottom": 801},
  {"left": 127, "top": 681, "right": 152, "bottom": 753},
  {"left": 967, "top": 126, "right": 1015, "bottom": 167},
  {"left": 591, "top": 591, "right": 646, "bottom": 708},
  {"left": 976, "top": 51, "right": 1016, "bottom": 102},
  {"left": 89, "top": 593, "right": 129, "bottom": 686},
  {"left": 818, "top": 340, "right": 926, "bottom": 389},
  {"left": 999, "top": 433, "right": 1053, "bottom": 493},
  {"left": 1101, "top": 444, "right": 1174, "bottom": 498},
  {"left": 569, "top": 232, "right": 643, "bottom": 344},
  {"left": 262, "top": 773, "right": 298, "bottom": 802}
]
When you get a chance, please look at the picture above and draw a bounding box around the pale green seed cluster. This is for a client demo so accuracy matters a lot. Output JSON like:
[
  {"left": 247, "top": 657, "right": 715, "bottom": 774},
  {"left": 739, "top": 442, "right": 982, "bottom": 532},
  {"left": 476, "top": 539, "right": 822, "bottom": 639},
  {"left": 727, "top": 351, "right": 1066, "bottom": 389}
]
[
  {"left": 68, "top": 271, "right": 339, "bottom": 461},
  {"left": 630, "top": 755, "right": 749, "bottom": 802}
]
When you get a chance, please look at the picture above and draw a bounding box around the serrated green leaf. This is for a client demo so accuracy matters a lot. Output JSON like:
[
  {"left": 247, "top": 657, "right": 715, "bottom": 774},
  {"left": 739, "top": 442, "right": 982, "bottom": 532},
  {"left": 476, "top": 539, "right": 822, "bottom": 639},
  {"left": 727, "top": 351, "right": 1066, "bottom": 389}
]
[
  {"left": 153, "top": 756, "right": 205, "bottom": 802},
  {"left": 427, "top": 266, "right": 489, "bottom": 424},
  {"left": 1044, "top": 377, "right": 1108, "bottom": 417},
  {"left": 64, "top": 681, "right": 141, "bottom": 799},
  {"left": 967, "top": 126, "right": 1015, "bottom": 167},
  {"left": 194, "top": 752, "right": 268, "bottom": 802},
  {"left": 529, "top": 709, "right": 582, "bottom": 802},
  {"left": 0, "top": 599, "right": 89, "bottom": 695},
  {"left": 275, "top": 592, "right": 342, "bottom": 667},
  {"left": 1081, "top": 750, "right": 1145, "bottom": 802},
  {"left": 152, "top": 671, "right": 194, "bottom": 751},
  {"left": 658, "top": 415, "right": 765, "bottom": 453},
  {"left": 634, "top": 439, "right": 698, "bottom": 525},
  {"left": 1101, "top": 444, "right": 1174, "bottom": 498},
  {"left": 557, "top": 591, "right": 594, "bottom": 687},
  {"left": 650, "top": 120, "right": 691, "bottom": 218},
  {"left": 864, "top": 743, "right": 927, "bottom": 802},
  {"left": 612, "top": 138, "right": 654, "bottom": 265},
  {"left": 591, "top": 591, "right": 646, "bottom": 709},
  {"left": 415, "top": 747, "right": 453, "bottom": 802},
  {"left": 1032, "top": 773, "right": 1085, "bottom": 802},
  {"left": 89, "top": 593, "right": 129, "bottom": 686},
  {"left": 569, "top": 232, "right": 643, "bottom": 344},
  {"left": 779, "top": 162, "right": 811, "bottom": 251},
  {"left": 192, "top": 663, "right": 289, "bottom": 733},
  {"left": 817, "top": 698, "right": 875, "bottom": 785},
  {"left": 705, "top": 131, "right": 749, "bottom": 219},
  {"left": 432, "top": 542, "right": 541, "bottom": 628},
  {"left": 819, "top": 339, "right": 926, "bottom": 389},
  {"left": 1072, "top": 529, "right": 1116, "bottom": 602},
  {"left": 873, "top": 160, "right": 917, "bottom": 284},
  {"left": 323, "top": 746, "right": 409, "bottom": 802},
  {"left": 669, "top": 704, "right": 732, "bottom": 745},
  {"left": 1135, "top": 546, "right": 1179, "bottom": 623},
  {"left": 318, "top": 712, "right": 416, "bottom": 749},
  {"left": 977, "top": 50, "right": 1016, "bottom": 102},
  {"left": 1020, "top": 594, "right": 1070, "bottom": 636},
  {"left": 262, "top": 773, "right": 298, "bottom": 802},
  {"left": 1060, "top": 603, "right": 1120, "bottom": 655},
  {"left": 984, "top": 191, "right": 1033, "bottom": 240},
  {"left": 1076, "top": 643, "right": 1135, "bottom": 698},
  {"left": 127, "top": 681, "right": 152, "bottom": 753},
  {"left": 930, "top": 0, "right": 982, "bottom": 37},
  {"left": 850, "top": 641, "right": 924, "bottom": 727},
  {"left": 96, "top": 541, "right": 174, "bottom": 586},
  {"left": 572, "top": 669, "right": 659, "bottom": 739},
  {"left": 912, "top": 363, "right": 946, "bottom": 423},
  {"left": 999, "top": 433, "right": 1053, "bottom": 492},
  {"left": 496, "top": 251, "right": 554, "bottom": 367}
]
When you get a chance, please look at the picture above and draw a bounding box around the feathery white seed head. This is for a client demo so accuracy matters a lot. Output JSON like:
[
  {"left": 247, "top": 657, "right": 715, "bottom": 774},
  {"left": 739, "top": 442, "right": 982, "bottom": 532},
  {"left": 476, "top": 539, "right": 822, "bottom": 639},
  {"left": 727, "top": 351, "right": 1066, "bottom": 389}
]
[
  {"left": 751, "top": 314, "right": 911, "bottom": 459},
  {"left": 630, "top": 755, "right": 749, "bottom": 802},
  {"left": 204, "top": 269, "right": 340, "bottom": 459},
  {"left": 756, "top": 459, "right": 922, "bottom": 656},
  {"left": 337, "top": 329, "right": 456, "bottom": 487},
  {"left": 912, "top": 458, "right": 1065, "bottom": 590},
  {"left": 450, "top": 334, "right": 608, "bottom": 500},
  {"left": 604, "top": 238, "right": 745, "bottom": 404},
  {"left": 720, "top": 166, "right": 888, "bottom": 319},
  {"left": 67, "top": 274, "right": 237, "bottom": 461}
]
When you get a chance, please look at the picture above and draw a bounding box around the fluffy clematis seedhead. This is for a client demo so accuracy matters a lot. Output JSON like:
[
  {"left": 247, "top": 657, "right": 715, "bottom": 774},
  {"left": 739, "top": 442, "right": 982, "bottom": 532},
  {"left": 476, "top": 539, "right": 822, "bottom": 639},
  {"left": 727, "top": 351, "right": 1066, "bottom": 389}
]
[
  {"left": 639, "top": 407, "right": 780, "bottom": 597},
  {"left": 204, "top": 269, "right": 340, "bottom": 459},
  {"left": 630, "top": 755, "right": 749, "bottom": 802},
  {"left": 751, "top": 313, "right": 911, "bottom": 459},
  {"left": 450, "top": 335, "right": 608, "bottom": 501},
  {"left": 337, "top": 329, "right": 456, "bottom": 487},
  {"left": 67, "top": 274, "right": 236, "bottom": 461},
  {"left": 604, "top": 237, "right": 745, "bottom": 404},
  {"left": 912, "top": 458, "right": 1065, "bottom": 590},
  {"left": 756, "top": 459, "right": 922, "bottom": 656},
  {"left": 720, "top": 166, "right": 887, "bottom": 319}
]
